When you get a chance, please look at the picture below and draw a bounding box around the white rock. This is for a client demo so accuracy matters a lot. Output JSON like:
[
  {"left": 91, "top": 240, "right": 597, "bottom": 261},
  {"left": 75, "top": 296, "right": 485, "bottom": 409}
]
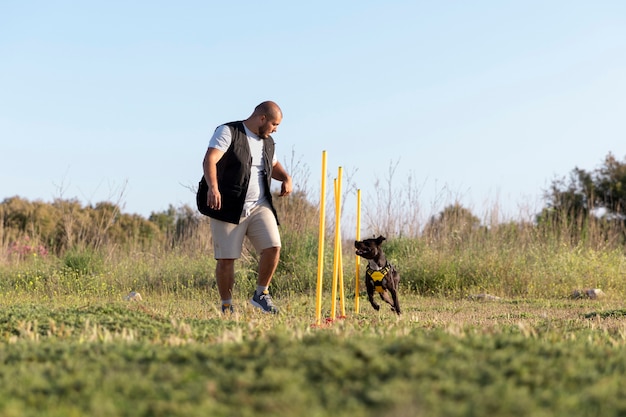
[
  {"left": 571, "top": 288, "right": 605, "bottom": 299},
  {"left": 124, "top": 291, "right": 143, "bottom": 301},
  {"left": 468, "top": 293, "right": 502, "bottom": 301}
]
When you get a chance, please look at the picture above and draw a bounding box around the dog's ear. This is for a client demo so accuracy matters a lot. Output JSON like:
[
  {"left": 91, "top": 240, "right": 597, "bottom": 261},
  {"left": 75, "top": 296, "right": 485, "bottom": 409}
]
[{"left": 376, "top": 235, "right": 386, "bottom": 244}]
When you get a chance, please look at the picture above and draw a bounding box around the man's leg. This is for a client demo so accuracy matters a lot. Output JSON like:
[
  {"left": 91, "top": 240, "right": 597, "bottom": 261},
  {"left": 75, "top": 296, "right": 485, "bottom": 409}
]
[
  {"left": 249, "top": 246, "right": 280, "bottom": 313},
  {"left": 215, "top": 258, "right": 236, "bottom": 302},
  {"left": 247, "top": 204, "right": 281, "bottom": 313},
  {"left": 257, "top": 246, "right": 280, "bottom": 287},
  {"left": 210, "top": 217, "right": 245, "bottom": 312}
]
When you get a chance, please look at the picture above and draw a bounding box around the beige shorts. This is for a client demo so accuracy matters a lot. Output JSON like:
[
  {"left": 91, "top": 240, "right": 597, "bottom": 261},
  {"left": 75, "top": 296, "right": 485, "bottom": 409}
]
[{"left": 209, "top": 201, "right": 281, "bottom": 259}]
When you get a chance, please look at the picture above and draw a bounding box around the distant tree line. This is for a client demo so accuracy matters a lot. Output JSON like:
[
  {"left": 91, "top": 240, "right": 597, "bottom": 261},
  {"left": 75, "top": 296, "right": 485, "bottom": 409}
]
[
  {"left": 0, "top": 196, "right": 199, "bottom": 255},
  {"left": 423, "top": 152, "right": 626, "bottom": 247},
  {"left": 540, "top": 152, "right": 626, "bottom": 221},
  {"left": 536, "top": 152, "right": 626, "bottom": 244}
]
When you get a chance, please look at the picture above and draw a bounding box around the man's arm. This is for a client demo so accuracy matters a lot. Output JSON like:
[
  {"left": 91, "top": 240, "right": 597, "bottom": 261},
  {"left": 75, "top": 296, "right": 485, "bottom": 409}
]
[
  {"left": 203, "top": 148, "right": 225, "bottom": 209},
  {"left": 272, "top": 161, "right": 292, "bottom": 196}
]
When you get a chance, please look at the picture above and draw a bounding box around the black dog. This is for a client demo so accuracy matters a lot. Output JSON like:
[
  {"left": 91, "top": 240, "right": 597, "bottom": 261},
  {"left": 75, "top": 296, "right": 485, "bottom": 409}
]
[{"left": 354, "top": 235, "right": 401, "bottom": 315}]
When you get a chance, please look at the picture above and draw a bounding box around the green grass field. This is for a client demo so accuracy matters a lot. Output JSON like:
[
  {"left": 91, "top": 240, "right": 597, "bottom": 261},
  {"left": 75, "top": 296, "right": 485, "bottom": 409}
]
[{"left": 2, "top": 288, "right": 626, "bottom": 417}]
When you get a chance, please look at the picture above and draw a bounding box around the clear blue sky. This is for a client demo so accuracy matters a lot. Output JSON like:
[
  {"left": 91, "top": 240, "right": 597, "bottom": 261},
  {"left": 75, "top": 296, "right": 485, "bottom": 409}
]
[{"left": 2, "top": 1, "right": 626, "bottom": 227}]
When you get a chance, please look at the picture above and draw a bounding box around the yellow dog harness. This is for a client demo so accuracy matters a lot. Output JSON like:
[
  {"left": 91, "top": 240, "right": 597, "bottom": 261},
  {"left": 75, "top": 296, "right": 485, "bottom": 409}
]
[{"left": 366, "top": 263, "right": 392, "bottom": 293}]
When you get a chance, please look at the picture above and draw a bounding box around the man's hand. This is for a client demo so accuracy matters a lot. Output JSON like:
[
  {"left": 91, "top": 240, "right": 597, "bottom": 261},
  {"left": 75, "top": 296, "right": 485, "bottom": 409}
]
[
  {"left": 207, "top": 188, "right": 221, "bottom": 210},
  {"left": 279, "top": 176, "right": 292, "bottom": 196},
  {"left": 272, "top": 161, "right": 292, "bottom": 197}
]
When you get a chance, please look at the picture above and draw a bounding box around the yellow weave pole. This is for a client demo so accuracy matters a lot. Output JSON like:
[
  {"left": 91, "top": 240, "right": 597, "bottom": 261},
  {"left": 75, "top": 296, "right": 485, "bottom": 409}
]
[
  {"left": 338, "top": 235, "right": 346, "bottom": 318},
  {"left": 338, "top": 185, "right": 345, "bottom": 318},
  {"left": 330, "top": 178, "right": 339, "bottom": 320},
  {"left": 355, "top": 189, "right": 361, "bottom": 314},
  {"left": 330, "top": 167, "right": 343, "bottom": 320},
  {"left": 337, "top": 168, "right": 346, "bottom": 318},
  {"left": 315, "top": 151, "right": 327, "bottom": 326}
]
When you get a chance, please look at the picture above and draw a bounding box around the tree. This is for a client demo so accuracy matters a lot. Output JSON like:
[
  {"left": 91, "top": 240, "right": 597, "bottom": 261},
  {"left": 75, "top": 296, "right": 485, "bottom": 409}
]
[
  {"left": 149, "top": 205, "right": 177, "bottom": 235},
  {"left": 537, "top": 153, "right": 626, "bottom": 247},
  {"left": 542, "top": 152, "right": 626, "bottom": 222},
  {"left": 423, "top": 202, "right": 481, "bottom": 243},
  {"left": 594, "top": 153, "right": 626, "bottom": 217}
]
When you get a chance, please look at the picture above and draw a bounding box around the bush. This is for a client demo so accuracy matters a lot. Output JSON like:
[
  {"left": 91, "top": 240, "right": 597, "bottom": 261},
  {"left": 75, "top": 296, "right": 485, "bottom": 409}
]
[{"left": 62, "top": 248, "right": 104, "bottom": 275}]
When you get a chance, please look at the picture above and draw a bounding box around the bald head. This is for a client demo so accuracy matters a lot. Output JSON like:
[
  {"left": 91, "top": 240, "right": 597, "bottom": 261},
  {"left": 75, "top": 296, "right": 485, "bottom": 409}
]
[
  {"left": 253, "top": 101, "right": 282, "bottom": 120},
  {"left": 245, "top": 101, "right": 283, "bottom": 139}
]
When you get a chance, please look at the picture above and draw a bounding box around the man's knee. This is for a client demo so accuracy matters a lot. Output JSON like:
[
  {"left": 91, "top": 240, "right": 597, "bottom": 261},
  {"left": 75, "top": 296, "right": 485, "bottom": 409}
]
[
  {"left": 216, "top": 259, "right": 235, "bottom": 272},
  {"left": 262, "top": 247, "right": 280, "bottom": 256},
  {"left": 217, "top": 258, "right": 236, "bottom": 265}
]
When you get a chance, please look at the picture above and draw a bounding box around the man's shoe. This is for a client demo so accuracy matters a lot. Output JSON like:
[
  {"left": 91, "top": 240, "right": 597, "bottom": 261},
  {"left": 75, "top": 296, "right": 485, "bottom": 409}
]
[
  {"left": 250, "top": 290, "right": 279, "bottom": 314},
  {"left": 221, "top": 303, "right": 234, "bottom": 314}
]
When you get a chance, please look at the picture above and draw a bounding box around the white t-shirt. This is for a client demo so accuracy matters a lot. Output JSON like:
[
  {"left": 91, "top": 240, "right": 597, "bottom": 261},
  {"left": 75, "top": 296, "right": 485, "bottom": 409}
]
[{"left": 208, "top": 124, "right": 277, "bottom": 215}]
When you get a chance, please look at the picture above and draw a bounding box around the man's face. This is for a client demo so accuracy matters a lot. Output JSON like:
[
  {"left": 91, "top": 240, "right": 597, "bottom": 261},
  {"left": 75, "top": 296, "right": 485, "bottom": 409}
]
[{"left": 258, "top": 115, "right": 282, "bottom": 139}]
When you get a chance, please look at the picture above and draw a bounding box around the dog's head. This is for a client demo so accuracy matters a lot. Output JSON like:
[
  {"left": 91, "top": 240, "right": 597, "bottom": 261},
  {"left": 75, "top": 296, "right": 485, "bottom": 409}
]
[{"left": 354, "top": 235, "right": 386, "bottom": 260}]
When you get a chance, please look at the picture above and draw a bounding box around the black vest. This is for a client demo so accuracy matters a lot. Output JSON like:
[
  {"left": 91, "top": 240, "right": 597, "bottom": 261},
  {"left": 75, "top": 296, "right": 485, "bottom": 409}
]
[{"left": 197, "top": 121, "right": 279, "bottom": 225}]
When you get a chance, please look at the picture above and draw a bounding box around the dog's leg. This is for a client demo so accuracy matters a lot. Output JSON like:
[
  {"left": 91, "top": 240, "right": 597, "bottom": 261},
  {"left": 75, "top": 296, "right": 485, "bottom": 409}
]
[
  {"left": 388, "top": 287, "right": 401, "bottom": 315},
  {"left": 389, "top": 270, "right": 401, "bottom": 315},
  {"left": 379, "top": 290, "right": 394, "bottom": 309},
  {"left": 366, "top": 278, "right": 380, "bottom": 311}
]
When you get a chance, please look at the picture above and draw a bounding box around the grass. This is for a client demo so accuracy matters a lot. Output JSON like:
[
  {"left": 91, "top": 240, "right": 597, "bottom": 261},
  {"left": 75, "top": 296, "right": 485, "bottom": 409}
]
[{"left": 1, "top": 288, "right": 626, "bottom": 417}]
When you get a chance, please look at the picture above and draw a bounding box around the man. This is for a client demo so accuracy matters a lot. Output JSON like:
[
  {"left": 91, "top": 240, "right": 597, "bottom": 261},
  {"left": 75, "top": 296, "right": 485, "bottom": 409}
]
[{"left": 201, "top": 101, "right": 292, "bottom": 314}]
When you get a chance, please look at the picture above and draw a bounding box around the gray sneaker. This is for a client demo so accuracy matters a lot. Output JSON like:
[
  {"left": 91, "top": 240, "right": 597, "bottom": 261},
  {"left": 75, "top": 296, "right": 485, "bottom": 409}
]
[{"left": 250, "top": 290, "right": 279, "bottom": 314}]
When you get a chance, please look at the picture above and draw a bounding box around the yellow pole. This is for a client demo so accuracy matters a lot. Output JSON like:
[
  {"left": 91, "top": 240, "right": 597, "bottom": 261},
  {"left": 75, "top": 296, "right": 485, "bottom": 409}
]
[
  {"left": 315, "top": 151, "right": 327, "bottom": 326},
  {"left": 337, "top": 168, "right": 345, "bottom": 318},
  {"left": 337, "top": 176, "right": 346, "bottom": 317},
  {"left": 338, "top": 236, "right": 345, "bottom": 317},
  {"left": 355, "top": 189, "right": 361, "bottom": 314},
  {"left": 330, "top": 178, "right": 339, "bottom": 320}
]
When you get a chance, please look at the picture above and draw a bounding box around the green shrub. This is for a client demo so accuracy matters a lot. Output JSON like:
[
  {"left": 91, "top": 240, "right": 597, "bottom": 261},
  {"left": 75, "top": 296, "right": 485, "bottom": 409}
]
[{"left": 62, "top": 248, "right": 104, "bottom": 275}]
